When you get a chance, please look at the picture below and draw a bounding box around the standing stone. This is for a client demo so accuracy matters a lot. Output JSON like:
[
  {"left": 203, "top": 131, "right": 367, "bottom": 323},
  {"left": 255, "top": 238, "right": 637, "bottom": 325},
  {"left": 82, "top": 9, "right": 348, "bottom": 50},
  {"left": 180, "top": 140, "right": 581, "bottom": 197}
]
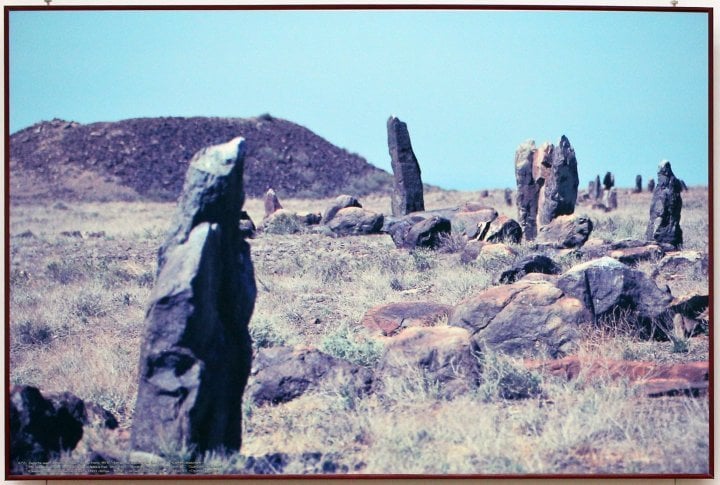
[
  {"left": 263, "top": 188, "right": 283, "bottom": 219},
  {"left": 514, "top": 140, "right": 541, "bottom": 241},
  {"left": 647, "top": 178, "right": 655, "bottom": 192},
  {"left": 594, "top": 175, "right": 602, "bottom": 199},
  {"left": 604, "top": 188, "right": 618, "bottom": 211},
  {"left": 538, "top": 136, "right": 579, "bottom": 225},
  {"left": 588, "top": 180, "right": 597, "bottom": 200},
  {"left": 504, "top": 188, "right": 512, "bottom": 206},
  {"left": 645, "top": 160, "right": 683, "bottom": 248},
  {"left": 133, "top": 137, "right": 256, "bottom": 457},
  {"left": 480, "top": 190, "right": 489, "bottom": 198},
  {"left": 603, "top": 172, "right": 614, "bottom": 191},
  {"left": 388, "top": 116, "right": 424, "bottom": 216},
  {"left": 634, "top": 175, "right": 642, "bottom": 193}
]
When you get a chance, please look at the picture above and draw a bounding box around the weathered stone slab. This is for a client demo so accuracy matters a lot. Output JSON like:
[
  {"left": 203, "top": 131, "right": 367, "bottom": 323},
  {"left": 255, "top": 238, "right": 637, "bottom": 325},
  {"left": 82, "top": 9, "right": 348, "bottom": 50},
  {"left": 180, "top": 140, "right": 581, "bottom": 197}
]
[{"left": 388, "top": 116, "right": 424, "bottom": 216}]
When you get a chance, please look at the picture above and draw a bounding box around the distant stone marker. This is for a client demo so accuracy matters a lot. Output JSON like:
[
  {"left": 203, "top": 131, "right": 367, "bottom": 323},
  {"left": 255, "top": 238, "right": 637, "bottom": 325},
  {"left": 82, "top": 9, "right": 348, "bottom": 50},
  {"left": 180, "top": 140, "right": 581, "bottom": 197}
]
[
  {"left": 504, "top": 188, "right": 513, "bottom": 206},
  {"left": 647, "top": 178, "right": 655, "bottom": 192},
  {"left": 646, "top": 160, "right": 683, "bottom": 248},
  {"left": 514, "top": 140, "right": 541, "bottom": 240},
  {"left": 594, "top": 175, "right": 602, "bottom": 200},
  {"left": 263, "top": 188, "right": 283, "bottom": 219},
  {"left": 634, "top": 175, "right": 642, "bottom": 193},
  {"left": 387, "top": 116, "right": 425, "bottom": 216},
  {"left": 132, "top": 137, "right": 256, "bottom": 457},
  {"left": 603, "top": 171, "right": 614, "bottom": 191},
  {"left": 538, "top": 136, "right": 579, "bottom": 225},
  {"left": 605, "top": 188, "right": 618, "bottom": 211}
]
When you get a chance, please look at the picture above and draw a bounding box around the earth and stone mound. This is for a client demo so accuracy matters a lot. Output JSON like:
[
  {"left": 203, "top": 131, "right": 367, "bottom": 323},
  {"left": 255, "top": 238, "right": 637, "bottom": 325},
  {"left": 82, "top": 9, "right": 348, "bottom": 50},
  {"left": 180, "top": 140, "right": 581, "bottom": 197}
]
[
  {"left": 132, "top": 137, "right": 256, "bottom": 457},
  {"left": 10, "top": 116, "right": 393, "bottom": 201}
]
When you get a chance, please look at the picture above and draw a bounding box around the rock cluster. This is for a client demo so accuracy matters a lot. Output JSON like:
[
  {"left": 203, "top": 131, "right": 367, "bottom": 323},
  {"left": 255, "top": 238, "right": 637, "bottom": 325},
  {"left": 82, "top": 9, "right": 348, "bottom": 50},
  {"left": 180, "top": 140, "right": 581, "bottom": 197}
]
[{"left": 132, "top": 137, "right": 256, "bottom": 456}]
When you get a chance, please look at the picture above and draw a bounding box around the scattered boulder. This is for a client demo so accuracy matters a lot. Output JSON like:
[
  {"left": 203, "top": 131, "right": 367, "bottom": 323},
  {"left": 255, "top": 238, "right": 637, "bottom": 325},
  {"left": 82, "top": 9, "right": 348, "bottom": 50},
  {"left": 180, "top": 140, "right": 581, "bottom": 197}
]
[
  {"left": 526, "top": 356, "right": 708, "bottom": 398},
  {"left": 499, "top": 254, "right": 562, "bottom": 284},
  {"left": 536, "top": 214, "right": 593, "bottom": 249},
  {"left": 634, "top": 174, "right": 642, "bottom": 193},
  {"left": 608, "top": 244, "right": 663, "bottom": 265},
  {"left": 377, "top": 327, "right": 481, "bottom": 398},
  {"left": 451, "top": 208, "right": 498, "bottom": 239},
  {"left": 10, "top": 386, "right": 118, "bottom": 470},
  {"left": 246, "top": 347, "right": 374, "bottom": 406},
  {"left": 133, "top": 137, "right": 256, "bottom": 456},
  {"left": 670, "top": 294, "right": 709, "bottom": 337},
  {"left": 361, "top": 301, "right": 453, "bottom": 337},
  {"left": 326, "top": 207, "right": 384, "bottom": 236},
  {"left": 449, "top": 280, "right": 589, "bottom": 357},
  {"left": 263, "top": 188, "right": 283, "bottom": 219},
  {"left": 321, "top": 195, "right": 362, "bottom": 224},
  {"left": 557, "top": 257, "right": 672, "bottom": 326},
  {"left": 387, "top": 116, "right": 424, "bottom": 216},
  {"left": 514, "top": 140, "right": 542, "bottom": 240},
  {"left": 480, "top": 215, "right": 522, "bottom": 244},
  {"left": 647, "top": 178, "right": 655, "bottom": 192},
  {"left": 538, "top": 136, "right": 579, "bottom": 225},
  {"left": 645, "top": 160, "right": 683, "bottom": 248},
  {"left": 654, "top": 250, "right": 708, "bottom": 298},
  {"left": 386, "top": 214, "right": 451, "bottom": 250}
]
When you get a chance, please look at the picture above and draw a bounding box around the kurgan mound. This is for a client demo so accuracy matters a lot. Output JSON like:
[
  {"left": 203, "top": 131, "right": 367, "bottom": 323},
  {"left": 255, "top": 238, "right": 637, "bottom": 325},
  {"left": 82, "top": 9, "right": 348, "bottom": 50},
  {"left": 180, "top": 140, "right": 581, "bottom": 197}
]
[{"left": 9, "top": 116, "right": 393, "bottom": 201}]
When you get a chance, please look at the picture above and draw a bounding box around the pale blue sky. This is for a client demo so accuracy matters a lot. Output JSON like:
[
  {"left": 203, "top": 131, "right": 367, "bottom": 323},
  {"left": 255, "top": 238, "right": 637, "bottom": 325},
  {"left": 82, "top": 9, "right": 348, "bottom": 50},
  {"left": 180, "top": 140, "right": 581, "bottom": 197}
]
[{"left": 9, "top": 9, "right": 709, "bottom": 189}]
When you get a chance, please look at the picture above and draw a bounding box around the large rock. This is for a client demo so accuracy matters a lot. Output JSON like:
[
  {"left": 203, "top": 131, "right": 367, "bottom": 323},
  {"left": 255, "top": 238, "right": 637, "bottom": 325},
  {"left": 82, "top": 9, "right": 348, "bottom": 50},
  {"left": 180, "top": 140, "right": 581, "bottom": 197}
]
[
  {"left": 387, "top": 116, "right": 424, "bottom": 216},
  {"left": 536, "top": 214, "right": 593, "bottom": 249},
  {"left": 557, "top": 257, "right": 672, "bottom": 324},
  {"left": 645, "top": 160, "right": 683, "bottom": 248},
  {"left": 603, "top": 171, "right": 615, "bottom": 191},
  {"left": 451, "top": 208, "right": 498, "bottom": 239},
  {"left": 377, "top": 327, "right": 480, "bottom": 398},
  {"left": 480, "top": 215, "right": 522, "bottom": 244},
  {"left": 499, "top": 254, "right": 562, "bottom": 284},
  {"left": 449, "top": 280, "right": 589, "bottom": 357},
  {"left": 538, "top": 136, "right": 579, "bottom": 225},
  {"left": 654, "top": 250, "right": 708, "bottom": 298},
  {"left": 514, "top": 140, "right": 542, "bottom": 240},
  {"left": 386, "top": 213, "right": 451, "bottom": 250},
  {"left": 246, "top": 347, "right": 374, "bottom": 406},
  {"left": 10, "top": 386, "right": 117, "bottom": 469},
  {"left": 326, "top": 207, "right": 384, "bottom": 236},
  {"left": 321, "top": 195, "right": 362, "bottom": 224},
  {"left": 608, "top": 244, "right": 663, "bottom": 265},
  {"left": 361, "top": 301, "right": 453, "bottom": 337},
  {"left": 132, "top": 137, "right": 256, "bottom": 456}
]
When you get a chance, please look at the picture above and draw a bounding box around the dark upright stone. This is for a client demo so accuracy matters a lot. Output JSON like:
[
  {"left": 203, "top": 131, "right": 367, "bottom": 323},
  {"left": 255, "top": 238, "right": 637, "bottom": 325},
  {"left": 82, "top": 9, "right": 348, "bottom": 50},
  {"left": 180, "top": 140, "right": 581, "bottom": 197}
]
[
  {"left": 603, "top": 172, "right": 614, "bottom": 191},
  {"left": 647, "top": 178, "right": 655, "bottom": 192},
  {"left": 387, "top": 116, "right": 424, "bottom": 216},
  {"left": 504, "top": 188, "right": 513, "bottom": 206},
  {"left": 594, "top": 175, "right": 602, "bottom": 199},
  {"left": 263, "top": 188, "right": 282, "bottom": 219},
  {"left": 634, "top": 175, "right": 642, "bottom": 193},
  {"left": 645, "top": 160, "right": 683, "bottom": 248},
  {"left": 133, "top": 137, "right": 256, "bottom": 457},
  {"left": 538, "top": 136, "right": 579, "bottom": 225}
]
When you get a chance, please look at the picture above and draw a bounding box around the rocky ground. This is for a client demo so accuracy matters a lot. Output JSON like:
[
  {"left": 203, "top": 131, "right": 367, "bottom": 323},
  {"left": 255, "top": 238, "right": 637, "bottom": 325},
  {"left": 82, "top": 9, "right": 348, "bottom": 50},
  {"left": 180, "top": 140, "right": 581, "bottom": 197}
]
[{"left": 8, "top": 186, "right": 710, "bottom": 476}]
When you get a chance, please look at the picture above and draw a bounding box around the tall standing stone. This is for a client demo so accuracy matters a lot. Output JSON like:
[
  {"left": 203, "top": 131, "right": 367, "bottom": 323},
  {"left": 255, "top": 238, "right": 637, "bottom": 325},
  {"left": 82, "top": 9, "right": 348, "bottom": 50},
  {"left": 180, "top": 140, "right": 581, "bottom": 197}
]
[
  {"left": 594, "top": 175, "right": 602, "bottom": 200},
  {"left": 646, "top": 160, "right": 683, "bottom": 248},
  {"left": 603, "top": 172, "right": 615, "bottom": 191},
  {"left": 634, "top": 175, "right": 642, "bottom": 193},
  {"left": 504, "top": 188, "right": 513, "bottom": 206},
  {"left": 133, "top": 137, "right": 256, "bottom": 457},
  {"left": 605, "top": 188, "right": 618, "bottom": 210},
  {"left": 388, "top": 116, "right": 424, "bottom": 216},
  {"left": 538, "top": 136, "right": 579, "bottom": 226},
  {"left": 647, "top": 178, "right": 655, "bottom": 192},
  {"left": 514, "top": 140, "right": 541, "bottom": 240}
]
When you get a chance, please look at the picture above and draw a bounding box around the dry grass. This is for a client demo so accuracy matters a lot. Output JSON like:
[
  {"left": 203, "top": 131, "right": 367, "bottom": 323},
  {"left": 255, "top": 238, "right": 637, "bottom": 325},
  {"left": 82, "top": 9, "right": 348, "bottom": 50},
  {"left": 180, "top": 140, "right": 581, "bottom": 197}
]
[{"left": 8, "top": 187, "right": 710, "bottom": 475}]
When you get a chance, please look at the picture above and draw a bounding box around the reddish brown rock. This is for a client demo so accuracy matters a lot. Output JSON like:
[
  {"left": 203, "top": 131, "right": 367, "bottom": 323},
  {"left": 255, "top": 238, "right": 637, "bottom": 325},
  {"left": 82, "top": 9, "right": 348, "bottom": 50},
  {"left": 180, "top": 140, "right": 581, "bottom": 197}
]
[
  {"left": 525, "top": 356, "right": 708, "bottom": 397},
  {"left": 609, "top": 244, "right": 663, "bottom": 265},
  {"left": 536, "top": 214, "right": 593, "bottom": 249},
  {"left": 480, "top": 215, "right": 522, "bottom": 244},
  {"left": 361, "top": 302, "right": 453, "bottom": 337}
]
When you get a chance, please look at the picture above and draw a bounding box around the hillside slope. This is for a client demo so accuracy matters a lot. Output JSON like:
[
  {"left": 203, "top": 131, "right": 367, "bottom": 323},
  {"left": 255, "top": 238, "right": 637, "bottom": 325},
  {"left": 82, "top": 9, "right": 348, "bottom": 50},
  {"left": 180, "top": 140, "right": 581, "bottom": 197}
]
[{"left": 9, "top": 115, "right": 393, "bottom": 202}]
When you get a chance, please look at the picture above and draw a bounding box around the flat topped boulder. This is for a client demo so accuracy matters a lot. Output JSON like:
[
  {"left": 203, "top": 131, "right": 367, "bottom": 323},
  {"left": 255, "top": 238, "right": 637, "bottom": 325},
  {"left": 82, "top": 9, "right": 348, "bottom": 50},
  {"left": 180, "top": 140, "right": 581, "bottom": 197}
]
[
  {"left": 449, "top": 280, "right": 589, "bottom": 357},
  {"left": 321, "top": 195, "right": 362, "bottom": 224},
  {"left": 387, "top": 116, "right": 424, "bottom": 216},
  {"left": 536, "top": 214, "right": 593, "bottom": 249}
]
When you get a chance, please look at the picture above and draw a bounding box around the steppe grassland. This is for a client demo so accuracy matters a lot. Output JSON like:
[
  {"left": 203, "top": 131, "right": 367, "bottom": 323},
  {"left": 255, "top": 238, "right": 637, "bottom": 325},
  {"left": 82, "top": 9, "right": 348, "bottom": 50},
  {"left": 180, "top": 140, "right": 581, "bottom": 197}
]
[{"left": 7, "top": 187, "right": 710, "bottom": 474}]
